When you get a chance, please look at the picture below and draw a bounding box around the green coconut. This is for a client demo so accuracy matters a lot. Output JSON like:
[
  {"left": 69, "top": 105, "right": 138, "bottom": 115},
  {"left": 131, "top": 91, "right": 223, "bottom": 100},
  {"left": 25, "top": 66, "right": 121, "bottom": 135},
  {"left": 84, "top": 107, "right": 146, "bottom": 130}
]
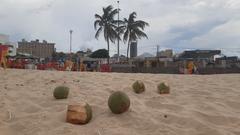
[
  {"left": 157, "top": 82, "right": 170, "bottom": 94},
  {"left": 84, "top": 103, "right": 92, "bottom": 124},
  {"left": 132, "top": 81, "right": 145, "bottom": 94},
  {"left": 108, "top": 91, "right": 130, "bottom": 114},
  {"left": 53, "top": 86, "right": 69, "bottom": 99}
]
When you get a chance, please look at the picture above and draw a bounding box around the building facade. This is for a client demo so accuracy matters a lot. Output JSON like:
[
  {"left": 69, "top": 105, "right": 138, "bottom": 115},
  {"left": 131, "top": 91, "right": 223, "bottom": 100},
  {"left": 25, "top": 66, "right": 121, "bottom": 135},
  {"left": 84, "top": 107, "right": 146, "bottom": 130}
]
[
  {"left": 157, "top": 49, "right": 173, "bottom": 58},
  {"left": 17, "top": 39, "right": 55, "bottom": 58},
  {"left": 178, "top": 50, "right": 221, "bottom": 61},
  {"left": 130, "top": 42, "right": 137, "bottom": 58}
]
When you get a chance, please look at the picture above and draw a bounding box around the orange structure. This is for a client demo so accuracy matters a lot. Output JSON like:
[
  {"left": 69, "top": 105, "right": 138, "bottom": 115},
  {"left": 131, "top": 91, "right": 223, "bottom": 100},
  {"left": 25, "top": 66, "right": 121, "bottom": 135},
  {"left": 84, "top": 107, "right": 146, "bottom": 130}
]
[
  {"left": 187, "top": 61, "right": 194, "bottom": 74},
  {"left": 65, "top": 60, "right": 73, "bottom": 71},
  {"left": 80, "top": 62, "right": 85, "bottom": 71},
  {"left": 0, "top": 45, "right": 8, "bottom": 69}
]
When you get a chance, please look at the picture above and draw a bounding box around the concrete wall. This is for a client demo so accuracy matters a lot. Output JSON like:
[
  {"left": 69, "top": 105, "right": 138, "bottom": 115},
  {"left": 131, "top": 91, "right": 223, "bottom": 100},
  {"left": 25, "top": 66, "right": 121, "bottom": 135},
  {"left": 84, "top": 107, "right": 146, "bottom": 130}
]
[
  {"left": 198, "top": 68, "right": 240, "bottom": 74},
  {"left": 111, "top": 66, "right": 179, "bottom": 74},
  {"left": 111, "top": 65, "right": 240, "bottom": 74}
]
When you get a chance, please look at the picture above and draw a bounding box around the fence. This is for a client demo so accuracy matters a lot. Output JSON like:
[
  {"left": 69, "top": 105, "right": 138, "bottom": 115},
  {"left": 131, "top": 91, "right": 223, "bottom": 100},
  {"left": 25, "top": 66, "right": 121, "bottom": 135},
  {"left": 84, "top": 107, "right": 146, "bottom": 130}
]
[{"left": 111, "top": 64, "right": 240, "bottom": 74}]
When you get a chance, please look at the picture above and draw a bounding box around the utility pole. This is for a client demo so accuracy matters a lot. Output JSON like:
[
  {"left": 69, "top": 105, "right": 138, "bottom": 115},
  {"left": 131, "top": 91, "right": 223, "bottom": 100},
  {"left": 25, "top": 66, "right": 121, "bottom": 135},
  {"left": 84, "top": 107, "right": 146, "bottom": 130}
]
[
  {"left": 117, "top": 0, "right": 120, "bottom": 62},
  {"left": 157, "top": 45, "right": 159, "bottom": 57},
  {"left": 156, "top": 45, "right": 160, "bottom": 65},
  {"left": 70, "top": 30, "right": 73, "bottom": 54}
]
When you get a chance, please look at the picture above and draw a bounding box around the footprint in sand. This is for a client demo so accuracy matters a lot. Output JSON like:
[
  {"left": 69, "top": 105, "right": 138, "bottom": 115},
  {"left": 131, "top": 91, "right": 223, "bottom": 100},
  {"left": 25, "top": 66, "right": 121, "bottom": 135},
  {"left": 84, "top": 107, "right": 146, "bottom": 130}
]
[
  {"left": 157, "top": 114, "right": 223, "bottom": 135},
  {"left": 144, "top": 100, "right": 184, "bottom": 112},
  {"left": 9, "top": 122, "right": 27, "bottom": 133},
  {"left": 193, "top": 111, "right": 240, "bottom": 126},
  {"left": 224, "top": 101, "right": 240, "bottom": 111},
  {"left": 23, "top": 104, "right": 42, "bottom": 114},
  {"left": 0, "top": 110, "right": 13, "bottom": 122}
]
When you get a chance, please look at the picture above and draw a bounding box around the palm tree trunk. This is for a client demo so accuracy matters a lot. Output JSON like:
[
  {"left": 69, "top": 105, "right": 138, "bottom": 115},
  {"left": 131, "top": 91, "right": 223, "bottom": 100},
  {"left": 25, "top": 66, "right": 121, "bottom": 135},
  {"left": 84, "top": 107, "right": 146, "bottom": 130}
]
[
  {"left": 127, "top": 41, "right": 130, "bottom": 61},
  {"left": 107, "top": 38, "right": 110, "bottom": 64}
]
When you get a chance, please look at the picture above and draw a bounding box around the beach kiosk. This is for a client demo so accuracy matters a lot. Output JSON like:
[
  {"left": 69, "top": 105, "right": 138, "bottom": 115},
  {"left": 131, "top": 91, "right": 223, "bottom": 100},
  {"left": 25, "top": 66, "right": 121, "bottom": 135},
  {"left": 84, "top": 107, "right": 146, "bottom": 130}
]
[{"left": 0, "top": 45, "right": 8, "bottom": 69}]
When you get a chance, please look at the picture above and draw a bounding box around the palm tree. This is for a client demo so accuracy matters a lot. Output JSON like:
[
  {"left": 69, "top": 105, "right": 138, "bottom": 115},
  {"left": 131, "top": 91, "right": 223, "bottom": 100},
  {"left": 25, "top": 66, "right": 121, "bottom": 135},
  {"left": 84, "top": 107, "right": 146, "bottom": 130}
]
[
  {"left": 94, "top": 5, "right": 119, "bottom": 64},
  {"left": 118, "top": 12, "right": 149, "bottom": 59}
]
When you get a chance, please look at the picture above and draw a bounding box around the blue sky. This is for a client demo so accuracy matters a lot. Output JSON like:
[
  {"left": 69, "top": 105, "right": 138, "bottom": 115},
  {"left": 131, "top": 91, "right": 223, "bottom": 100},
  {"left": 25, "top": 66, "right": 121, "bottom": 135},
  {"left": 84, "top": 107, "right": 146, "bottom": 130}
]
[{"left": 0, "top": 0, "right": 240, "bottom": 56}]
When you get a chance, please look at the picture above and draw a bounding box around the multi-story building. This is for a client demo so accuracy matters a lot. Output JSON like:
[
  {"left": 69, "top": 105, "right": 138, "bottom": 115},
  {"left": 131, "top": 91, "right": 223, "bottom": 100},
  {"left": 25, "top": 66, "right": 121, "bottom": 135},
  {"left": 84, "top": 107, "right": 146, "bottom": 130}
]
[
  {"left": 130, "top": 42, "right": 138, "bottom": 58},
  {"left": 17, "top": 39, "right": 55, "bottom": 59},
  {"left": 177, "top": 50, "right": 221, "bottom": 61}
]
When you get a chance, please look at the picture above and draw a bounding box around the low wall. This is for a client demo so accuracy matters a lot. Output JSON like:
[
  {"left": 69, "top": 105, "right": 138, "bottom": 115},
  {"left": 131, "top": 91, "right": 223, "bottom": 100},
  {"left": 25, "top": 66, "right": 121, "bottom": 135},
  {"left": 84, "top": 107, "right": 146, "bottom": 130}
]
[
  {"left": 198, "top": 68, "right": 240, "bottom": 74},
  {"left": 111, "top": 67, "right": 179, "bottom": 74},
  {"left": 111, "top": 66, "right": 240, "bottom": 74}
]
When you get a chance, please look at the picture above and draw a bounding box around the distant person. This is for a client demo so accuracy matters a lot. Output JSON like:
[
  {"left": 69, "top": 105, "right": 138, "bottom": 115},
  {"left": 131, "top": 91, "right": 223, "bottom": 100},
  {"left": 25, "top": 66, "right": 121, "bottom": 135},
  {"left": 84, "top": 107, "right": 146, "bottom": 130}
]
[
  {"left": 87, "top": 62, "right": 91, "bottom": 71},
  {"left": 193, "top": 64, "right": 199, "bottom": 74},
  {"left": 91, "top": 62, "right": 97, "bottom": 72},
  {"left": 76, "top": 57, "right": 80, "bottom": 71},
  {"left": 187, "top": 61, "right": 194, "bottom": 74},
  {"left": 80, "top": 62, "right": 85, "bottom": 71}
]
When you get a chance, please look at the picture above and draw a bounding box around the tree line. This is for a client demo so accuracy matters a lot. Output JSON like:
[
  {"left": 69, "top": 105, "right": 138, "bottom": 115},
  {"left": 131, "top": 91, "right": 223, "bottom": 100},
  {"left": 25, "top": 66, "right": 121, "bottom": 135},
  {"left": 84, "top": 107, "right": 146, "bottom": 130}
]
[{"left": 94, "top": 5, "right": 149, "bottom": 63}]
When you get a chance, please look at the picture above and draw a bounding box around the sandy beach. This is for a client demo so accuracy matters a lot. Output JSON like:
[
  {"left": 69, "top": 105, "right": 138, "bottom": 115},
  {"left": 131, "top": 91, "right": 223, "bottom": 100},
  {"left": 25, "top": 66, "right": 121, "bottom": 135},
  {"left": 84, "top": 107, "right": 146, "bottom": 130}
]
[{"left": 0, "top": 69, "right": 240, "bottom": 135}]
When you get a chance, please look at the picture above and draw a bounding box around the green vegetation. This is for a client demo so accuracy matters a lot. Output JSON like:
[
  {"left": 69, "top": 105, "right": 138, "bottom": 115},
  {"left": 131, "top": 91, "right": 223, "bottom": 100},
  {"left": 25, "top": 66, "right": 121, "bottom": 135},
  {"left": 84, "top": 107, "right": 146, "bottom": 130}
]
[
  {"left": 94, "top": 5, "right": 120, "bottom": 64},
  {"left": 118, "top": 12, "right": 149, "bottom": 59},
  {"left": 108, "top": 91, "right": 130, "bottom": 114},
  {"left": 52, "top": 52, "right": 67, "bottom": 61},
  {"left": 94, "top": 5, "right": 149, "bottom": 61},
  {"left": 90, "top": 49, "right": 109, "bottom": 58}
]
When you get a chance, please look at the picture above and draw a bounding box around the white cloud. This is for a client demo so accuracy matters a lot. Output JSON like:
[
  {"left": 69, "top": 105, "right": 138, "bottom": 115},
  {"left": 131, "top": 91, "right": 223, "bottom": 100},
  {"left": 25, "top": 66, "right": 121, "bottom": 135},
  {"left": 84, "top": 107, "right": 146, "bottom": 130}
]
[{"left": 0, "top": 0, "right": 240, "bottom": 56}]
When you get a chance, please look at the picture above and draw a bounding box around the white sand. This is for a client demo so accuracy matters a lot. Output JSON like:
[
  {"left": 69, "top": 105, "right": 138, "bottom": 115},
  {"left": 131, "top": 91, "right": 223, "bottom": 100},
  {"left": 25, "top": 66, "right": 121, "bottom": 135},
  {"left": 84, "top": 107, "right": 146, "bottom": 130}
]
[{"left": 0, "top": 69, "right": 240, "bottom": 135}]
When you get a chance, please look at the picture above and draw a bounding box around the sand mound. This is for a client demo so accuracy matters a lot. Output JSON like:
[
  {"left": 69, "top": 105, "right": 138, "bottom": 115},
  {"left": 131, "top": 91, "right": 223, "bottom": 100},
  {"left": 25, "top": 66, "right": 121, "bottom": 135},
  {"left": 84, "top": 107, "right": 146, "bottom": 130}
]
[{"left": 0, "top": 69, "right": 240, "bottom": 135}]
